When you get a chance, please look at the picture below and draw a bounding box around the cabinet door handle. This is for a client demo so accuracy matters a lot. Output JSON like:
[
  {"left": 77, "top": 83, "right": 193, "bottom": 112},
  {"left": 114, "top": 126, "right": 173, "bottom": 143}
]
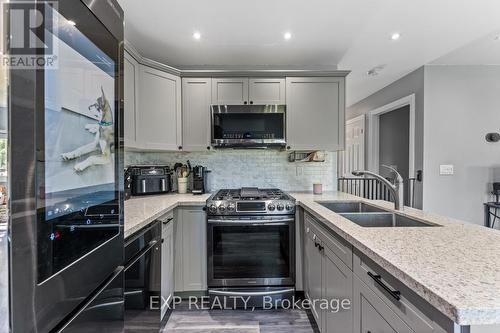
[
  {"left": 244, "top": 101, "right": 248, "bottom": 105},
  {"left": 178, "top": 146, "right": 182, "bottom": 150},
  {"left": 367, "top": 271, "right": 401, "bottom": 301},
  {"left": 250, "top": 101, "right": 253, "bottom": 104},
  {"left": 162, "top": 217, "right": 174, "bottom": 225}
]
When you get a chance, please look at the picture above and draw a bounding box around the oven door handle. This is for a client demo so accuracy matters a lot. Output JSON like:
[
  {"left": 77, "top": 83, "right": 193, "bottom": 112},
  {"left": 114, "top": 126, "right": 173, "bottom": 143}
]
[
  {"left": 207, "top": 218, "right": 294, "bottom": 224},
  {"left": 208, "top": 288, "right": 295, "bottom": 297}
]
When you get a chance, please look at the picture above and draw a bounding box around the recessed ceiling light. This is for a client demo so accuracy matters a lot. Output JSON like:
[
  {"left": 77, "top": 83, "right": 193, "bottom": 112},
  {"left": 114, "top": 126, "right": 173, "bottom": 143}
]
[
  {"left": 193, "top": 31, "right": 201, "bottom": 40},
  {"left": 495, "top": 35, "right": 500, "bottom": 41},
  {"left": 67, "top": 20, "right": 76, "bottom": 26},
  {"left": 284, "top": 32, "right": 292, "bottom": 40},
  {"left": 390, "top": 32, "right": 401, "bottom": 40}
]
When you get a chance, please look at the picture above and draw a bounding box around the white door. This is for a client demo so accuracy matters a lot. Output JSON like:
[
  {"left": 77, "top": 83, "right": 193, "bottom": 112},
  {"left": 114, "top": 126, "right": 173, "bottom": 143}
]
[{"left": 338, "top": 115, "right": 365, "bottom": 178}]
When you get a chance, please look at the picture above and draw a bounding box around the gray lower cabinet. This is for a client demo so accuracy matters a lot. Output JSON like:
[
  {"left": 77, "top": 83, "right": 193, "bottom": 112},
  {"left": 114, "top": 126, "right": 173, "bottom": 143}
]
[
  {"left": 174, "top": 207, "right": 207, "bottom": 292},
  {"left": 304, "top": 224, "right": 322, "bottom": 323},
  {"left": 286, "top": 77, "right": 345, "bottom": 151},
  {"left": 353, "top": 275, "right": 415, "bottom": 333},
  {"left": 182, "top": 78, "right": 212, "bottom": 151},
  {"left": 138, "top": 65, "right": 182, "bottom": 150},
  {"left": 304, "top": 212, "right": 353, "bottom": 333},
  {"left": 160, "top": 213, "right": 174, "bottom": 320},
  {"left": 322, "top": 245, "right": 353, "bottom": 333}
]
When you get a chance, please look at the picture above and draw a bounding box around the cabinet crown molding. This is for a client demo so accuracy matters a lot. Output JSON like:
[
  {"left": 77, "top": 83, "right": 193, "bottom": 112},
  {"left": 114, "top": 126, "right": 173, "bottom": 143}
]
[{"left": 125, "top": 41, "right": 350, "bottom": 78}]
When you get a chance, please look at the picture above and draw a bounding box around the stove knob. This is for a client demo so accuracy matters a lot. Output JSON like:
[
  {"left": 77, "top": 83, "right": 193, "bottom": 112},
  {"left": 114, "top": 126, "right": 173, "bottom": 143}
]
[
  {"left": 209, "top": 204, "right": 217, "bottom": 214},
  {"left": 227, "top": 203, "right": 236, "bottom": 212},
  {"left": 218, "top": 204, "right": 226, "bottom": 212},
  {"left": 277, "top": 203, "right": 284, "bottom": 211},
  {"left": 286, "top": 203, "right": 294, "bottom": 211},
  {"left": 267, "top": 203, "right": 276, "bottom": 211}
]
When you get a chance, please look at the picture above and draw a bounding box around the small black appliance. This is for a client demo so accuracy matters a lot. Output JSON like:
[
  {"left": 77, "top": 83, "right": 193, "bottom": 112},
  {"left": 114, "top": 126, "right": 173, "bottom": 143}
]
[
  {"left": 192, "top": 165, "right": 210, "bottom": 194},
  {"left": 129, "top": 166, "right": 172, "bottom": 196}
]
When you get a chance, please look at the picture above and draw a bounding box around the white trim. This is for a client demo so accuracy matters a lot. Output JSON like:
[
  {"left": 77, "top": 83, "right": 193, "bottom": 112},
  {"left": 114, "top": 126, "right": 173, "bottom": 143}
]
[
  {"left": 367, "top": 94, "right": 415, "bottom": 177},
  {"left": 347, "top": 114, "right": 366, "bottom": 125}
]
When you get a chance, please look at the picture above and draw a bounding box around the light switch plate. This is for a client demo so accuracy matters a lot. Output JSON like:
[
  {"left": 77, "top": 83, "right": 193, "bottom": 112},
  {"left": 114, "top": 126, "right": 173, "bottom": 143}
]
[{"left": 439, "top": 164, "right": 454, "bottom": 175}]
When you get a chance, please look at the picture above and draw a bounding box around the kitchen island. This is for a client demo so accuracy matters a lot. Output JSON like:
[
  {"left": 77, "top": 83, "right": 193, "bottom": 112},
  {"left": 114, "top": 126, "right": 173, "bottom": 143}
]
[{"left": 124, "top": 191, "right": 500, "bottom": 331}]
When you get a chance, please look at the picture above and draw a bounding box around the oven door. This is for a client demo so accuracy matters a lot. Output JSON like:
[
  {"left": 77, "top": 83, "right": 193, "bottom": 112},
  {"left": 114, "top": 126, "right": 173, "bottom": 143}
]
[
  {"left": 207, "top": 215, "right": 295, "bottom": 287},
  {"left": 211, "top": 105, "right": 286, "bottom": 147}
]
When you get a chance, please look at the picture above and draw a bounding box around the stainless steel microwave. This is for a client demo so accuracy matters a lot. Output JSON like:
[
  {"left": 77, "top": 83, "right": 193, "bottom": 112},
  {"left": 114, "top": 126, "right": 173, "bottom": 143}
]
[{"left": 211, "top": 104, "right": 286, "bottom": 148}]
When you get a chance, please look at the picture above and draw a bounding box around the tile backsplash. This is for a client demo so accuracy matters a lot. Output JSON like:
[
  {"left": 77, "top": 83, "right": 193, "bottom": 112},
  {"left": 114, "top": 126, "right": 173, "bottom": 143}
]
[{"left": 125, "top": 150, "right": 337, "bottom": 192}]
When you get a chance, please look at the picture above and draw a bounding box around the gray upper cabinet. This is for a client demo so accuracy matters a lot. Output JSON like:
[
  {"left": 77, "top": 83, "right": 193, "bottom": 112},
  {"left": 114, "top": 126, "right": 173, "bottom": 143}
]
[
  {"left": 124, "top": 51, "right": 139, "bottom": 148},
  {"left": 211, "top": 78, "right": 249, "bottom": 105},
  {"left": 286, "top": 77, "right": 345, "bottom": 151},
  {"left": 182, "top": 78, "right": 212, "bottom": 151},
  {"left": 248, "top": 78, "right": 286, "bottom": 104},
  {"left": 138, "top": 65, "right": 182, "bottom": 150}
]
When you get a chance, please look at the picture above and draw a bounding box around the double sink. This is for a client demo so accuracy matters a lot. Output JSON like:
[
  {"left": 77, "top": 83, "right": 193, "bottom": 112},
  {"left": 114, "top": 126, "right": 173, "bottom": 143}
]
[{"left": 317, "top": 202, "right": 439, "bottom": 228}]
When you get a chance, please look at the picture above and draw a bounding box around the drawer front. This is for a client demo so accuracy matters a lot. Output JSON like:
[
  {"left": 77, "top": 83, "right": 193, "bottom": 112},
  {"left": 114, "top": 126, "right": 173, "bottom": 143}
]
[
  {"left": 353, "top": 275, "right": 415, "bottom": 333},
  {"left": 353, "top": 251, "right": 447, "bottom": 333},
  {"left": 304, "top": 212, "right": 353, "bottom": 269}
]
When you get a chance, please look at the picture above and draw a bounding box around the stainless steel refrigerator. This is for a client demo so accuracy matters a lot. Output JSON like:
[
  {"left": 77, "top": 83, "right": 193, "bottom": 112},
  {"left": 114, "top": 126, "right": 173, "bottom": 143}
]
[{"left": 8, "top": 0, "right": 125, "bottom": 331}]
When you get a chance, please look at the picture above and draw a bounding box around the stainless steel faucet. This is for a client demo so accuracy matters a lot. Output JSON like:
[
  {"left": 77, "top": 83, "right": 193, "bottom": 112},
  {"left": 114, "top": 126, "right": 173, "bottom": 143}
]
[{"left": 352, "top": 165, "right": 405, "bottom": 211}]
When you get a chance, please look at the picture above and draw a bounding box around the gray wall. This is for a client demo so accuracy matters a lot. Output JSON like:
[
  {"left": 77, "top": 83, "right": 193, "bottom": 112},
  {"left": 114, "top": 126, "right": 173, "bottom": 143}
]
[
  {"left": 347, "top": 67, "right": 425, "bottom": 208},
  {"left": 379, "top": 106, "right": 410, "bottom": 204},
  {"left": 423, "top": 65, "right": 500, "bottom": 225}
]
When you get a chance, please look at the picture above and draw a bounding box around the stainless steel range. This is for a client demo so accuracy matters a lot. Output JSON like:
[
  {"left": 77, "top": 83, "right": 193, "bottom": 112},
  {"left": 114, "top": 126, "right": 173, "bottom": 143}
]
[{"left": 206, "top": 188, "right": 296, "bottom": 307}]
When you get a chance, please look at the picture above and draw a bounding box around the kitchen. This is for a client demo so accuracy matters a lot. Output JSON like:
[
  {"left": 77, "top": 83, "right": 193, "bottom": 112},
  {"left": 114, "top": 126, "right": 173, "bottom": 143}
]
[{"left": 3, "top": 0, "right": 500, "bottom": 333}]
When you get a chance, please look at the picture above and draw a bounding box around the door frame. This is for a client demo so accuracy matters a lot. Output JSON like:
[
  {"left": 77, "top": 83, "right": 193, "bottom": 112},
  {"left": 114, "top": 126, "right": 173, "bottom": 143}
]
[{"left": 367, "top": 94, "right": 415, "bottom": 176}]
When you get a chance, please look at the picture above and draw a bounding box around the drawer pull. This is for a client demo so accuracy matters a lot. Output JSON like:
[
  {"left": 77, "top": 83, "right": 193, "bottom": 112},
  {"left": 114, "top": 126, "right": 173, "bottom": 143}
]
[
  {"left": 367, "top": 271, "right": 401, "bottom": 301},
  {"left": 314, "top": 242, "right": 324, "bottom": 251}
]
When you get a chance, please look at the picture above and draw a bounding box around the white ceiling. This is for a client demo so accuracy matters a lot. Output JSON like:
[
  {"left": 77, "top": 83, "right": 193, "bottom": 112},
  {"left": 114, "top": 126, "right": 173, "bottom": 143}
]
[
  {"left": 431, "top": 30, "right": 500, "bottom": 65},
  {"left": 118, "top": 0, "right": 500, "bottom": 106}
]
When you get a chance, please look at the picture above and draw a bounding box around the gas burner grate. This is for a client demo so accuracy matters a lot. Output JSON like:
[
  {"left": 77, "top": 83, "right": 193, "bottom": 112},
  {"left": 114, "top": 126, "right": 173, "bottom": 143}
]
[{"left": 214, "top": 188, "right": 289, "bottom": 201}]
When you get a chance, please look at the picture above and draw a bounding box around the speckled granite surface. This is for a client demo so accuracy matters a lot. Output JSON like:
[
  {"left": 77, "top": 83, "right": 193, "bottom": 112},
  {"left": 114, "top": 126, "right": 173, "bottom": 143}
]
[
  {"left": 124, "top": 191, "right": 500, "bottom": 326},
  {"left": 291, "top": 192, "right": 500, "bottom": 326},
  {"left": 124, "top": 193, "right": 210, "bottom": 238}
]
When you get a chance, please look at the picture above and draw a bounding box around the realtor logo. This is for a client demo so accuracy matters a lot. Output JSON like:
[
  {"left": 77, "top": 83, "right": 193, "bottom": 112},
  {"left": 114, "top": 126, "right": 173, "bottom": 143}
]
[{"left": 2, "top": 1, "right": 58, "bottom": 68}]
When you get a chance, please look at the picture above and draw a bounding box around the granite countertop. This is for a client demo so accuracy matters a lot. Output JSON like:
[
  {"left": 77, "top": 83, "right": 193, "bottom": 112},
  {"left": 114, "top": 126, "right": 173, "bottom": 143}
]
[
  {"left": 124, "top": 193, "right": 210, "bottom": 238},
  {"left": 124, "top": 191, "right": 500, "bottom": 326},
  {"left": 291, "top": 192, "right": 500, "bottom": 326}
]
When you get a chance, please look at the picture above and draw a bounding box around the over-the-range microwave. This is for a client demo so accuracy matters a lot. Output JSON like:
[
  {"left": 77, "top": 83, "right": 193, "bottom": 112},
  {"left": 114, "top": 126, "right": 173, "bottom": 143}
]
[{"left": 211, "top": 104, "right": 286, "bottom": 148}]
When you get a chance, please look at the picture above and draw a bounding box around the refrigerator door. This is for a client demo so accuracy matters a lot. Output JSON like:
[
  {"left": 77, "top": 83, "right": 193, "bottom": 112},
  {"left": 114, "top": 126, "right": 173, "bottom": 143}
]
[
  {"left": 57, "top": 268, "right": 124, "bottom": 333},
  {"left": 9, "top": 0, "right": 124, "bottom": 331}
]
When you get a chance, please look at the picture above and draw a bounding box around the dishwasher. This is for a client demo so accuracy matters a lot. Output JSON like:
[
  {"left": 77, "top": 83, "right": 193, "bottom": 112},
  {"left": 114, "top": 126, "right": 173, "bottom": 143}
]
[{"left": 124, "top": 221, "right": 162, "bottom": 330}]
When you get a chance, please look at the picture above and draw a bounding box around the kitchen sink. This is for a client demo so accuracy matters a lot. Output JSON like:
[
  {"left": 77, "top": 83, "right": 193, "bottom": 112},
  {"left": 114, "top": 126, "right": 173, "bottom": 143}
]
[
  {"left": 318, "top": 201, "right": 389, "bottom": 213},
  {"left": 339, "top": 212, "right": 439, "bottom": 228}
]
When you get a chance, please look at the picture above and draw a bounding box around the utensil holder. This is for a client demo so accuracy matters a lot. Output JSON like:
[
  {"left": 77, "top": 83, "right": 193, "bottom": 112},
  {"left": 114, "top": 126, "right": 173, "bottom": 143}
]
[{"left": 178, "top": 177, "right": 188, "bottom": 194}]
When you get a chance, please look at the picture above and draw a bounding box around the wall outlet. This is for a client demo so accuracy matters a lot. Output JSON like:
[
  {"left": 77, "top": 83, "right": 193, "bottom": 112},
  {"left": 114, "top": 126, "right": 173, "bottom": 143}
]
[
  {"left": 296, "top": 166, "right": 303, "bottom": 176},
  {"left": 439, "top": 164, "right": 454, "bottom": 175}
]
